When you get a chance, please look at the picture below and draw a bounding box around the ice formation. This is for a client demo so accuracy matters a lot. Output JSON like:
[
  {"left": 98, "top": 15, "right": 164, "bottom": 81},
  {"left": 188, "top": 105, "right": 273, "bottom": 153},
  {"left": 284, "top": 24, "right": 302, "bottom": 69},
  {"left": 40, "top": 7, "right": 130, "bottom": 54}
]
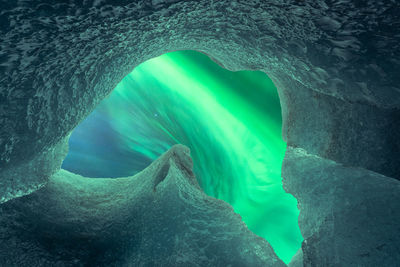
[{"left": 0, "top": 0, "right": 399, "bottom": 266}]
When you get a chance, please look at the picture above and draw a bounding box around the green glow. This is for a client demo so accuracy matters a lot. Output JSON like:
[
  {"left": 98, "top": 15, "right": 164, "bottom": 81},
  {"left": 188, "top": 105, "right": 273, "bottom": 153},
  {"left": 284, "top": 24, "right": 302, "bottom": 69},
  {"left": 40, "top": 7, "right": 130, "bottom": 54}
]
[{"left": 64, "top": 50, "right": 302, "bottom": 263}]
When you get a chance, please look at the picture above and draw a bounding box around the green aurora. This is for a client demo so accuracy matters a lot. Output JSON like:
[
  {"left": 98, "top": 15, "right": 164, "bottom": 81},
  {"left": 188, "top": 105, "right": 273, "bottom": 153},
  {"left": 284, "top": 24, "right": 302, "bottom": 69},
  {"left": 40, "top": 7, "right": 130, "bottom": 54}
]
[{"left": 62, "top": 50, "right": 303, "bottom": 263}]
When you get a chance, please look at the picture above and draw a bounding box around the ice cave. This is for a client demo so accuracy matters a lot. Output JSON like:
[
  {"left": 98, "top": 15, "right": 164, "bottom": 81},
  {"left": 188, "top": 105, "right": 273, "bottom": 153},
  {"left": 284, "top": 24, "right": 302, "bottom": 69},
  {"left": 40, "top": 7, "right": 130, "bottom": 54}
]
[
  {"left": 62, "top": 50, "right": 303, "bottom": 263},
  {"left": 0, "top": 1, "right": 399, "bottom": 266}
]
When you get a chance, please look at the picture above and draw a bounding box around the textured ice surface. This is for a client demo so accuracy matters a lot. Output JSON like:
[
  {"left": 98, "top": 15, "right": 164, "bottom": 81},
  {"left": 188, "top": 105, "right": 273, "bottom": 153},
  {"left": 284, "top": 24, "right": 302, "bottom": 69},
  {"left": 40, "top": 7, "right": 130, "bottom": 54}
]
[
  {"left": 1, "top": 0, "right": 400, "bottom": 201},
  {"left": 283, "top": 146, "right": 400, "bottom": 266},
  {"left": 0, "top": 145, "right": 284, "bottom": 266},
  {"left": 0, "top": 137, "right": 68, "bottom": 204},
  {"left": 276, "top": 75, "right": 400, "bottom": 180}
]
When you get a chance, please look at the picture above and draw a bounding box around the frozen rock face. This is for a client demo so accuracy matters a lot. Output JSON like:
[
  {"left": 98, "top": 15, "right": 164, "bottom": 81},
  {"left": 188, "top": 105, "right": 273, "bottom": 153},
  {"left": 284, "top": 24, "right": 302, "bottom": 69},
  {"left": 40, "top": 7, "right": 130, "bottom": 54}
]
[
  {"left": 0, "top": 145, "right": 284, "bottom": 266},
  {"left": 0, "top": 0, "right": 399, "bottom": 265}
]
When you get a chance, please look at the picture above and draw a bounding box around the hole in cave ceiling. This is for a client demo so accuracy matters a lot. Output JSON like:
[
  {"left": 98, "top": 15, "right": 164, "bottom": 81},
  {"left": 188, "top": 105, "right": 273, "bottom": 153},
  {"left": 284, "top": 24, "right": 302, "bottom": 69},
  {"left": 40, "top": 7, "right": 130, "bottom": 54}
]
[{"left": 61, "top": 50, "right": 303, "bottom": 264}]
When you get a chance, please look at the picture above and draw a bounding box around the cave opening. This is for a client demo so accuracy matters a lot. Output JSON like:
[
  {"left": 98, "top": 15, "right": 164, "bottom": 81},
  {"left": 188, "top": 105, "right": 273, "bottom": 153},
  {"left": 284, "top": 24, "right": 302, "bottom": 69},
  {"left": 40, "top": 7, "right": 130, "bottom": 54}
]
[{"left": 61, "top": 50, "right": 302, "bottom": 263}]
